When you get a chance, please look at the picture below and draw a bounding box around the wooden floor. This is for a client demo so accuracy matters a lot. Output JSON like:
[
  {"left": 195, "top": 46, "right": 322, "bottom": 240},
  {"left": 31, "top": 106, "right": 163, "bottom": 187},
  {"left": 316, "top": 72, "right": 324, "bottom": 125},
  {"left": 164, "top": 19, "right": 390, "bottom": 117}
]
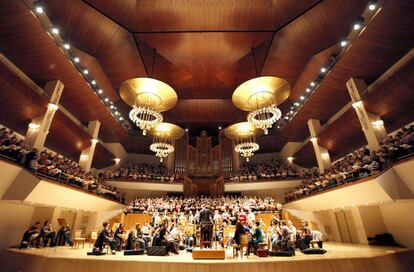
[{"left": 1, "top": 242, "right": 413, "bottom": 272}]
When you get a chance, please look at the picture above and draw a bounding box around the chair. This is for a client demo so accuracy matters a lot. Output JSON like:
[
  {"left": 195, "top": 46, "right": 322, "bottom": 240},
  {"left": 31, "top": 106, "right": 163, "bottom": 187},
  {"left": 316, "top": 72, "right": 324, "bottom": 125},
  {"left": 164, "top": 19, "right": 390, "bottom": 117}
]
[
  {"left": 72, "top": 230, "right": 86, "bottom": 249},
  {"left": 89, "top": 230, "right": 98, "bottom": 247},
  {"left": 233, "top": 234, "right": 249, "bottom": 258}
]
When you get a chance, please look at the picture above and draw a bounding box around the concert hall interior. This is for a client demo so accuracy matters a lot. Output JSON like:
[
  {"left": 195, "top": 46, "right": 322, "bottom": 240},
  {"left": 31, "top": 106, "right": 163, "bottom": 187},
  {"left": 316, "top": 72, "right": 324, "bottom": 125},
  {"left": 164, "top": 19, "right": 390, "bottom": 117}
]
[{"left": 1, "top": 0, "right": 414, "bottom": 271}]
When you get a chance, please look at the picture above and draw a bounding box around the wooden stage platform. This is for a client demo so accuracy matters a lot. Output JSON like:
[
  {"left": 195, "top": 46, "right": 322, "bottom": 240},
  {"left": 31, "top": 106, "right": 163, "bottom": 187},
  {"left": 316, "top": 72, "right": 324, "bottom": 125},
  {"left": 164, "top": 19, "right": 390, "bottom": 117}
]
[{"left": 0, "top": 242, "right": 413, "bottom": 272}]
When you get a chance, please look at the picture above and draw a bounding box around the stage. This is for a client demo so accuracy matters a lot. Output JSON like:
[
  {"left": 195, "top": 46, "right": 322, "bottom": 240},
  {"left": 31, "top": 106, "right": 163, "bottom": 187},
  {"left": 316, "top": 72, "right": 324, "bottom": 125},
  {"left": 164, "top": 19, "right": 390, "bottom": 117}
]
[{"left": 0, "top": 242, "right": 413, "bottom": 272}]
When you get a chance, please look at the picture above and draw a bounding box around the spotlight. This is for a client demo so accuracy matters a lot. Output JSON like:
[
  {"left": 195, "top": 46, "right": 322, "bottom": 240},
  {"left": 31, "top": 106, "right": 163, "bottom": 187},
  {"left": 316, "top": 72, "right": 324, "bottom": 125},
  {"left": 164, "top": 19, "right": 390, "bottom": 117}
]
[
  {"left": 354, "top": 23, "right": 361, "bottom": 30},
  {"left": 310, "top": 82, "right": 315, "bottom": 87},
  {"left": 73, "top": 57, "right": 80, "bottom": 63},
  {"left": 63, "top": 43, "right": 70, "bottom": 50},
  {"left": 110, "top": 105, "right": 114, "bottom": 109},
  {"left": 98, "top": 89, "right": 103, "bottom": 94},
  {"left": 119, "top": 117, "right": 124, "bottom": 121},
  {"left": 371, "top": 120, "right": 384, "bottom": 127},
  {"left": 368, "top": 1, "right": 377, "bottom": 11},
  {"left": 218, "top": 126, "right": 222, "bottom": 130},
  {"left": 35, "top": 6, "right": 43, "bottom": 14},
  {"left": 353, "top": 17, "right": 364, "bottom": 31},
  {"left": 91, "top": 80, "right": 96, "bottom": 85},
  {"left": 115, "top": 111, "right": 119, "bottom": 115},
  {"left": 104, "top": 98, "right": 109, "bottom": 102},
  {"left": 83, "top": 69, "right": 88, "bottom": 75},
  {"left": 51, "top": 27, "right": 59, "bottom": 35},
  {"left": 352, "top": 101, "right": 363, "bottom": 109},
  {"left": 28, "top": 123, "right": 40, "bottom": 129},
  {"left": 340, "top": 40, "right": 348, "bottom": 47},
  {"left": 290, "top": 110, "right": 293, "bottom": 114},
  {"left": 91, "top": 139, "right": 99, "bottom": 144},
  {"left": 114, "top": 158, "right": 121, "bottom": 163},
  {"left": 284, "top": 116, "right": 289, "bottom": 120},
  {"left": 294, "top": 102, "right": 299, "bottom": 106},
  {"left": 300, "top": 96, "right": 305, "bottom": 100},
  {"left": 321, "top": 67, "right": 327, "bottom": 73},
  {"left": 306, "top": 88, "right": 311, "bottom": 93},
  {"left": 185, "top": 128, "right": 189, "bottom": 132}
]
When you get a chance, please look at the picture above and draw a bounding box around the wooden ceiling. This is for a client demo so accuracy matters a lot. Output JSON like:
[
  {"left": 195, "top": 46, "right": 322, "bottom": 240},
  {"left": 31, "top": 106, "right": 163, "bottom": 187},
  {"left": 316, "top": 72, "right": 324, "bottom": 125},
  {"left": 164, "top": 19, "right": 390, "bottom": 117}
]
[{"left": 0, "top": 0, "right": 413, "bottom": 168}]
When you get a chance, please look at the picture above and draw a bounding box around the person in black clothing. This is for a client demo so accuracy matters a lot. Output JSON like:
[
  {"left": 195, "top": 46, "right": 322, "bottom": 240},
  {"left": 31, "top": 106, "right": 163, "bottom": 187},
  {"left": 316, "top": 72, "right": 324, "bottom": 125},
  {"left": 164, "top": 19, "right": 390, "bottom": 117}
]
[
  {"left": 40, "top": 220, "right": 56, "bottom": 247},
  {"left": 114, "top": 223, "right": 125, "bottom": 251},
  {"left": 19, "top": 221, "right": 41, "bottom": 249},
  {"left": 94, "top": 222, "right": 117, "bottom": 254},
  {"left": 159, "top": 223, "right": 179, "bottom": 254},
  {"left": 298, "top": 222, "right": 312, "bottom": 251},
  {"left": 233, "top": 222, "right": 246, "bottom": 257},
  {"left": 199, "top": 205, "right": 213, "bottom": 248},
  {"left": 56, "top": 223, "right": 73, "bottom": 246}
]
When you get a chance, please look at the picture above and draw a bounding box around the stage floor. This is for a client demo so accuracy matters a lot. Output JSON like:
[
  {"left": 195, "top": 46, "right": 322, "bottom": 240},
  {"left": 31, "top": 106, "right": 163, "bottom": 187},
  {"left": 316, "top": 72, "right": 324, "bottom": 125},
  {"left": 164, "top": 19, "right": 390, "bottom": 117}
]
[{"left": 1, "top": 242, "right": 413, "bottom": 272}]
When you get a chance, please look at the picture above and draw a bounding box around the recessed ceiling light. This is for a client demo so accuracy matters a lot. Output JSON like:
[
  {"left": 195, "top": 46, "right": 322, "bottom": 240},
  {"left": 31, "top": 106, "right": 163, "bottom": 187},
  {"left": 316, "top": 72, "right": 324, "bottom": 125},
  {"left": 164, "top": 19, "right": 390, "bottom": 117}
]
[
  {"left": 321, "top": 67, "right": 327, "bottom": 73},
  {"left": 98, "top": 89, "right": 103, "bottom": 94},
  {"left": 83, "top": 69, "right": 88, "bottom": 74},
  {"left": 63, "top": 43, "right": 70, "bottom": 50},
  {"left": 91, "top": 80, "right": 96, "bottom": 85},
  {"left": 35, "top": 6, "right": 43, "bottom": 14},
  {"left": 74, "top": 57, "right": 80, "bottom": 63},
  {"left": 310, "top": 82, "right": 315, "bottom": 87},
  {"left": 354, "top": 23, "right": 361, "bottom": 30},
  {"left": 185, "top": 128, "right": 189, "bottom": 132},
  {"left": 340, "top": 40, "right": 348, "bottom": 47},
  {"left": 115, "top": 111, "right": 119, "bottom": 115},
  {"left": 368, "top": 3, "right": 376, "bottom": 11},
  {"left": 104, "top": 98, "right": 109, "bottom": 102},
  {"left": 51, "top": 27, "right": 59, "bottom": 35},
  {"left": 218, "top": 126, "right": 222, "bottom": 130},
  {"left": 284, "top": 116, "right": 289, "bottom": 120},
  {"left": 110, "top": 105, "right": 114, "bottom": 109},
  {"left": 290, "top": 110, "right": 294, "bottom": 114},
  {"left": 294, "top": 102, "right": 299, "bottom": 106},
  {"left": 300, "top": 96, "right": 305, "bottom": 100},
  {"left": 306, "top": 88, "right": 311, "bottom": 93},
  {"left": 119, "top": 117, "right": 124, "bottom": 121}
]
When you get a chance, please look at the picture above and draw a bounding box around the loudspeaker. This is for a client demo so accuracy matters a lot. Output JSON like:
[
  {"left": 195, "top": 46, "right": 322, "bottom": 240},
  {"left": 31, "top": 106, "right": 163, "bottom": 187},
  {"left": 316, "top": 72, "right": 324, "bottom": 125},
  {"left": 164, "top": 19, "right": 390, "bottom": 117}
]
[
  {"left": 147, "top": 246, "right": 167, "bottom": 256},
  {"left": 302, "top": 248, "right": 327, "bottom": 254},
  {"left": 124, "top": 249, "right": 145, "bottom": 255}
]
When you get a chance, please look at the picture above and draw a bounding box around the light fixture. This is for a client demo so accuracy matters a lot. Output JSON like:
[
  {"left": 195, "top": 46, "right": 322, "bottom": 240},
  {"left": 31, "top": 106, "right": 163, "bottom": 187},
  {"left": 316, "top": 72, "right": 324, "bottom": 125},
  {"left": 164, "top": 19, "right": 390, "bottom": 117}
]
[
  {"left": 300, "top": 96, "right": 305, "bottom": 100},
  {"left": 28, "top": 123, "right": 40, "bottom": 129},
  {"left": 63, "top": 43, "right": 70, "bottom": 50},
  {"left": 371, "top": 120, "right": 384, "bottom": 127},
  {"left": 321, "top": 67, "right": 327, "bottom": 73},
  {"left": 114, "top": 111, "right": 119, "bottom": 115},
  {"left": 225, "top": 122, "right": 262, "bottom": 162},
  {"left": 284, "top": 116, "right": 289, "bottom": 120},
  {"left": 321, "top": 153, "right": 330, "bottom": 159},
  {"left": 290, "top": 110, "right": 293, "bottom": 114},
  {"left": 104, "top": 98, "right": 109, "bottom": 102},
  {"left": 91, "top": 80, "right": 96, "bottom": 85},
  {"left": 306, "top": 88, "right": 311, "bottom": 93},
  {"left": 353, "top": 23, "right": 361, "bottom": 30},
  {"left": 114, "top": 158, "right": 121, "bottom": 164},
  {"left": 35, "top": 6, "right": 43, "bottom": 14},
  {"left": 353, "top": 17, "right": 364, "bottom": 31},
  {"left": 340, "top": 40, "right": 348, "bottom": 47},
  {"left": 51, "top": 27, "right": 59, "bottom": 35},
  {"left": 98, "top": 89, "right": 103, "bottom": 94},
  {"left": 310, "top": 137, "right": 318, "bottom": 143},
  {"left": 368, "top": 1, "right": 377, "bottom": 11},
  {"left": 83, "top": 69, "right": 89, "bottom": 75},
  {"left": 218, "top": 126, "right": 222, "bottom": 130},
  {"left": 74, "top": 57, "right": 80, "bottom": 63},
  {"left": 294, "top": 102, "right": 299, "bottom": 106},
  {"left": 47, "top": 103, "right": 59, "bottom": 111},
  {"left": 119, "top": 117, "right": 124, "bottom": 121},
  {"left": 91, "top": 139, "right": 99, "bottom": 144},
  {"left": 185, "top": 128, "right": 189, "bottom": 132},
  {"left": 80, "top": 154, "right": 88, "bottom": 160},
  {"left": 149, "top": 123, "right": 184, "bottom": 162},
  {"left": 287, "top": 157, "right": 294, "bottom": 163},
  {"left": 310, "top": 82, "right": 315, "bottom": 87},
  {"left": 120, "top": 77, "right": 178, "bottom": 136},
  {"left": 352, "top": 100, "right": 363, "bottom": 109}
]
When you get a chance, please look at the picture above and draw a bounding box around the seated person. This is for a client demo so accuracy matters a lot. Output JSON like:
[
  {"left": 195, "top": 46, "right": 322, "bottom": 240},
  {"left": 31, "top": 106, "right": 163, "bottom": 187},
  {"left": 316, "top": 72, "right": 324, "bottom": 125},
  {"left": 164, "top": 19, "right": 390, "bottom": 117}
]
[
  {"left": 298, "top": 222, "right": 312, "bottom": 251},
  {"left": 125, "top": 223, "right": 146, "bottom": 251},
  {"left": 159, "top": 223, "right": 179, "bottom": 255},
  {"left": 272, "top": 220, "right": 291, "bottom": 251},
  {"left": 247, "top": 221, "right": 264, "bottom": 255},
  {"left": 311, "top": 230, "right": 323, "bottom": 249},
  {"left": 114, "top": 223, "right": 125, "bottom": 251},
  {"left": 20, "top": 221, "right": 41, "bottom": 249},
  {"left": 40, "top": 220, "right": 56, "bottom": 247},
  {"left": 56, "top": 223, "right": 73, "bottom": 246},
  {"left": 94, "top": 222, "right": 117, "bottom": 254},
  {"left": 233, "top": 222, "right": 246, "bottom": 257}
]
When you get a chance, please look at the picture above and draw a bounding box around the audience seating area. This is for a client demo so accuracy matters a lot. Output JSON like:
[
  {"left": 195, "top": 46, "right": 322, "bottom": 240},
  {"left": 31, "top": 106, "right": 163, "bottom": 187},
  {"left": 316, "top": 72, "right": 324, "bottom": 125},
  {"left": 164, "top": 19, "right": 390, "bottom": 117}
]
[
  {"left": 228, "top": 159, "right": 312, "bottom": 182},
  {"left": 0, "top": 126, "right": 124, "bottom": 203},
  {"left": 99, "top": 162, "right": 177, "bottom": 183},
  {"left": 285, "top": 125, "right": 414, "bottom": 202}
]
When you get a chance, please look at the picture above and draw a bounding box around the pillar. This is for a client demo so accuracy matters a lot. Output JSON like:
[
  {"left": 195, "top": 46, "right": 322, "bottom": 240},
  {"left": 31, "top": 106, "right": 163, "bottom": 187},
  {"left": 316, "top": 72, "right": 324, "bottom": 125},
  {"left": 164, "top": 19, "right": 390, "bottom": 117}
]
[
  {"left": 79, "top": 121, "right": 101, "bottom": 172},
  {"left": 346, "top": 78, "right": 387, "bottom": 152},
  {"left": 307, "top": 119, "right": 332, "bottom": 173},
  {"left": 25, "top": 80, "right": 64, "bottom": 150}
]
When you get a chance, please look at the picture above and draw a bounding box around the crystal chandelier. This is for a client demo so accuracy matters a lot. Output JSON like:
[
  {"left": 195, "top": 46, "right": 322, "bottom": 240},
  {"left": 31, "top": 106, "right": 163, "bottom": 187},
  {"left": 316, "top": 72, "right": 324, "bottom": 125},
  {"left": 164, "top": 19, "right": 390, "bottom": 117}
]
[
  {"left": 235, "top": 141, "right": 259, "bottom": 162},
  {"left": 129, "top": 106, "right": 163, "bottom": 136},
  {"left": 149, "top": 122, "right": 184, "bottom": 162},
  {"left": 225, "top": 122, "right": 262, "bottom": 162},
  {"left": 247, "top": 103, "right": 282, "bottom": 135},
  {"left": 150, "top": 140, "right": 174, "bottom": 162}
]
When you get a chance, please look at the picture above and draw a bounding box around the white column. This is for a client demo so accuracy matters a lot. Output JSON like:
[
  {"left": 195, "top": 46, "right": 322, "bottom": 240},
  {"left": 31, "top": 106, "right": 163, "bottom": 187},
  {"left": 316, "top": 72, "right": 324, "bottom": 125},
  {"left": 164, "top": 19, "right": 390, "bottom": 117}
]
[
  {"left": 308, "top": 119, "right": 332, "bottom": 174},
  {"left": 25, "top": 80, "right": 64, "bottom": 150},
  {"left": 346, "top": 78, "right": 387, "bottom": 152},
  {"left": 79, "top": 121, "right": 101, "bottom": 172}
]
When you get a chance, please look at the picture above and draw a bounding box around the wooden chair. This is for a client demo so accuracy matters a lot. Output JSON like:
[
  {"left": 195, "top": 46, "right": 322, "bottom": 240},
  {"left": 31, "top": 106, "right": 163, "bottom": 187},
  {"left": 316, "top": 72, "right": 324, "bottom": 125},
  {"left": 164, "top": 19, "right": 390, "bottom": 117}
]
[
  {"left": 233, "top": 234, "right": 249, "bottom": 258},
  {"left": 89, "top": 230, "right": 98, "bottom": 247},
  {"left": 72, "top": 230, "right": 86, "bottom": 249}
]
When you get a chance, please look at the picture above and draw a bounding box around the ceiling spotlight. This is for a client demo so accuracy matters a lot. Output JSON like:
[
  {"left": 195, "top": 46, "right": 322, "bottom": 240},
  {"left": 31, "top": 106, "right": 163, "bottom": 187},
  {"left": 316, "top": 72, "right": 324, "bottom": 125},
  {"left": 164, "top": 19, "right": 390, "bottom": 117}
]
[
  {"left": 35, "top": 6, "right": 43, "bottom": 14},
  {"left": 340, "top": 40, "right": 348, "bottom": 47},
  {"left": 185, "top": 128, "right": 189, "bottom": 132},
  {"left": 51, "top": 27, "right": 59, "bottom": 35},
  {"left": 119, "top": 117, "right": 124, "bottom": 121},
  {"left": 306, "top": 88, "right": 311, "bottom": 93},
  {"left": 218, "top": 126, "right": 222, "bottom": 130},
  {"left": 310, "top": 82, "right": 315, "bottom": 87},
  {"left": 354, "top": 23, "right": 361, "bottom": 30},
  {"left": 104, "top": 98, "right": 109, "bottom": 102},
  {"left": 368, "top": 1, "right": 377, "bottom": 11},
  {"left": 83, "top": 69, "right": 88, "bottom": 75},
  {"left": 321, "top": 67, "right": 327, "bottom": 73},
  {"left": 115, "top": 111, "right": 119, "bottom": 115},
  {"left": 300, "top": 96, "right": 305, "bottom": 100},
  {"left": 290, "top": 110, "right": 294, "bottom": 114},
  {"left": 284, "top": 116, "right": 289, "bottom": 120},
  {"left": 63, "top": 43, "right": 70, "bottom": 50},
  {"left": 73, "top": 57, "right": 80, "bottom": 63},
  {"left": 276, "top": 125, "right": 280, "bottom": 129},
  {"left": 91, "top": 80, "right": 96, "bottom": 85},
  {"left": 110, "top": 105, "right": 114, "bottom": 109},
  {"left": 98, "top": 89, "right": 103, "bottom": 94},
  {"left": 294, "top": 102, "right": 299, "bottom": 106},
  {"left": 353, "top": 18, "right": 364, "bottom": 31}
]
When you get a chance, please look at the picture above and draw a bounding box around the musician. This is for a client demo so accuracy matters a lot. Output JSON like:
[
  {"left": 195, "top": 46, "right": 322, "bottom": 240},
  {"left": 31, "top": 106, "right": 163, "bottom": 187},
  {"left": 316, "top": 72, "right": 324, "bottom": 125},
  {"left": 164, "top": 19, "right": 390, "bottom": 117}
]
[
  {"left": 114, "top": 223, "right": 125, "bottom": 251},
  {"left": 298, "top": 222, "right": 312, "bottom": 251},
  {"left": 56, "top": 222, "right": 73, "bottom": 246},
  {"left": 94, "top": 222, "right": 117, "bottom": 254},
  {"left": 20, "top": 221, "right": 41, "bottom": 249},
  {"left": 273, "top": 220, "right": 292, "bottom": 251},
  {"left": 41, "top": 220, "right": 56, "bottom": 247},
  {"left": 233, "top": 222, "right": 246, "bottom": 257},
  {"left": 141, "top": 221, "right": 153, "bottom": 248},
  {"left": 247, "top": 221, "right": 264, "bottom": 255},
  {"left": 159, "top": 222, "right": 179, "bottom": 254},
  {"left": 199, "top": 205, "right": 213, "bottom": 248},
  {"left": 213, "top": 210, "right": 221, "bottom": 224}
]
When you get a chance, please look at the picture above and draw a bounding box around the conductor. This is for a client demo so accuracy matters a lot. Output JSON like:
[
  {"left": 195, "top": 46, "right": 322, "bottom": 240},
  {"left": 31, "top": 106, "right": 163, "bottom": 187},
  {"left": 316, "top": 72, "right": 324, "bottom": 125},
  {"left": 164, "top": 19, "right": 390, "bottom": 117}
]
[{"left": 199, "top": 205, "right": 213, "bottom": 248}]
